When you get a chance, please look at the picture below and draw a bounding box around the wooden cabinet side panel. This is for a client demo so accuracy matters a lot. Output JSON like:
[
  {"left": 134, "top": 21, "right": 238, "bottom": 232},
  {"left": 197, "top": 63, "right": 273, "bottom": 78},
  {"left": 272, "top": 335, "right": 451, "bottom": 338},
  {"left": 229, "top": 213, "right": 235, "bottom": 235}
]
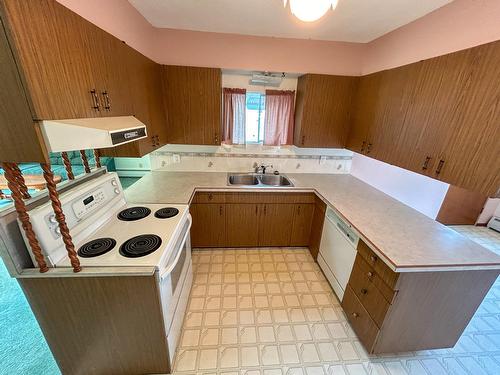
[
  {"left": 436, "top": 185, "right": 488, "bottom": 225},
  {"left": 0, "top": 18, "right": 46, "bottom": 163},
  {"left": 375, "top": 269, "right": 499, "bottom": 353},
  {"left": 308, "top": 197, "right": 326, "bottom": 260},
  {"left": 19, "top": 275, "right": 170, "bottom": 375}
]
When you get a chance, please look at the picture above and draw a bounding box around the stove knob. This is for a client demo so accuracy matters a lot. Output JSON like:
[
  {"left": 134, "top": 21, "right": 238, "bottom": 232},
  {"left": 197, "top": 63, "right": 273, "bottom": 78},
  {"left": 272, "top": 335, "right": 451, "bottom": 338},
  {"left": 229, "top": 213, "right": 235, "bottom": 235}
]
[
  {"left": 114, "top": 188, "right": 120, "bottom": 195},
  {"left": 111, "top": 180, "right": 118, "bottom": 186},
  {"left": 55, "top": 227, "right": 61, "bottom": 235},
  {"left": 48, "top": 214, "right": 57, "bottom": 224}
]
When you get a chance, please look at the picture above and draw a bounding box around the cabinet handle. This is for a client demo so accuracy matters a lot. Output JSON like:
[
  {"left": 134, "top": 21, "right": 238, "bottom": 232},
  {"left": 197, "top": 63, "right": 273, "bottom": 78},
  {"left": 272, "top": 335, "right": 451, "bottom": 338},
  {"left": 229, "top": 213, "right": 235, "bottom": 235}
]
[
  {"left": 360, "top": 141, "right": 366, "bottom": 152},
  {"left": 151, "top": 136, "right": 156, "bottom": 146},
  {"left": 435, "top": 159, "right": 445, "bottom": 175},
  {"left": 297, "top": 205, "right": 301, "bottom": 215},
  {"left": 301, "top": 135, "right": 305, "bottom": 145},
  {"left": 422, "top": 156, "right": 431, "bottom": 170},
  {"left": 367, "top": 271, "right": 373, "bottom": 278},
  {"left": 370, "top": 255, "right": 377, "bottom": 263},
  {"left": 208, "top": 193, "right": 213, "bottom": 201},
  {"left": 360, "top": 288, "right": 368, "bottom": 295},
  {"left": 155, "top": 135, "right": 160, "bottom": 146},
  {"left": 101, "top": 91, "right": 111, "bottom": 111},
  {"left": 214, "top": 133, "right": 219, "bottom": 144},
  {"left": 90, "top": 89, "right": 100, "bottom": 111},
  {"left": 366, "top": 143, "right": 372, "bottom": 154},
  {"left": 255, "top": 205, "right": 258, "bottom": 215},
  {"left": 219, "top": 205, "right": 223, "bottom": 216},
  {"left": 352, "top": 312, "right": 359, "bottom": 318},
  {"left": 264, "top": 205, "right": 267, "bottom": 215}
]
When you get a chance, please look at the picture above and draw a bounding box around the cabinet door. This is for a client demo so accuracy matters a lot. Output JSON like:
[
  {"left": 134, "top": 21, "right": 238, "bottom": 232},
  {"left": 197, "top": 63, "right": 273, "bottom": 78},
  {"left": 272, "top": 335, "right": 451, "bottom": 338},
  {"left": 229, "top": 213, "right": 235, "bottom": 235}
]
[
  {"left": 290, "top": 204, "right": 314, "bottom": 246},
  {"left": 258, "top": 204, "right": 294, "bottom": 246},
  {"left": 190, "top": 204, "right": 226, "bottom": 247},
  {"left": 2, "top": 0, "right": 100, "bottom": 119},
  {"left": 346, "top": 73, "right": 381, "bottom": 154},
  {"left": 434, "top": 42, "right": 500, "bottom": 195},
  {"left": 294, "top": 74, "right": 358, "bottom": 148},
  {"left": 162, "top": 65, "right": 222, "bottom": 145},
  {"left": 225, "top": 204, "right": 260, "bottom": 247}
]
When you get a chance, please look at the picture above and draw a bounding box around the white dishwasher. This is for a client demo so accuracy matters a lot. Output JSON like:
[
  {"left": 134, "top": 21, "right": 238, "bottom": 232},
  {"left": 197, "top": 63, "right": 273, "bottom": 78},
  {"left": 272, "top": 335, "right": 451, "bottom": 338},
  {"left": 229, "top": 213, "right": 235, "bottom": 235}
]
[{"left": 317, "top": 207, "right": 359, "bottom": 300}]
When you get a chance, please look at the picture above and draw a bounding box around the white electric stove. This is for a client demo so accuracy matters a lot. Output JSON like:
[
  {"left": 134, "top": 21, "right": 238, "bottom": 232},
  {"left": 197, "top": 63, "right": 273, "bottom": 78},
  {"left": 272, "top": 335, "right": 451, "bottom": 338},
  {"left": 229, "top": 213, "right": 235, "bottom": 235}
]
[{"left": 20, "top": 172, "right": 193, "bottom": 364}]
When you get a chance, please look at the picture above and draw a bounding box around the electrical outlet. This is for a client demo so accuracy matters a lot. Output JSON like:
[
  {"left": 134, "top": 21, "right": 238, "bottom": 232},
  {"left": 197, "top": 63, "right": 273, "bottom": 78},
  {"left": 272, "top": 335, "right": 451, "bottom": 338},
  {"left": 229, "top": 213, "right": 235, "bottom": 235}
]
[{"left": 172, "top": 154, "right": 181, "bottom": 163}]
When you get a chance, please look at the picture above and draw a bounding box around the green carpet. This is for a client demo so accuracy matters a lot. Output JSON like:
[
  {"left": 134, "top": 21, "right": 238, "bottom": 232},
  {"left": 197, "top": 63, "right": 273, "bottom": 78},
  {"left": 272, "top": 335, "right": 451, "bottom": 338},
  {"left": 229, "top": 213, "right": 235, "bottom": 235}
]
[{"left": 0, "top": 259, "right": 60, "bottom": 375}]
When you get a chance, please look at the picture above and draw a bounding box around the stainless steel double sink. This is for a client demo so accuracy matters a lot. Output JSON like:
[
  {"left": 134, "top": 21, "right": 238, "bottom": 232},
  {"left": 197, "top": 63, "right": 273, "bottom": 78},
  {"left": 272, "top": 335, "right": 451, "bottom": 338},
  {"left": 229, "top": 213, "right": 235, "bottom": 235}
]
[{"left": 227, "top": 173, "right": 293, "bottom": 187}]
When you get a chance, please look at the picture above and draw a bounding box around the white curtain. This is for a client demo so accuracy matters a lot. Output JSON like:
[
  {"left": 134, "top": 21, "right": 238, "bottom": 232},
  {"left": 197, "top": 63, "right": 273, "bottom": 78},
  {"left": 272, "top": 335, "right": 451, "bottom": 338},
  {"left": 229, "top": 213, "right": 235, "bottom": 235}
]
[{"left": 222, "top": 88, "right": 246, "bottom": 145}]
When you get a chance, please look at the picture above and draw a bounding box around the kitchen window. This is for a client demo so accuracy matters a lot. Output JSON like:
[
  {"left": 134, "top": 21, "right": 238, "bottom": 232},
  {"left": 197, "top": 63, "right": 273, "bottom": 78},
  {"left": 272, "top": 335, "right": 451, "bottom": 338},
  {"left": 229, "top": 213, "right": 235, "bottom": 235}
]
[{"left": 245, "top": 92, "right": 266, "bottom": 144}]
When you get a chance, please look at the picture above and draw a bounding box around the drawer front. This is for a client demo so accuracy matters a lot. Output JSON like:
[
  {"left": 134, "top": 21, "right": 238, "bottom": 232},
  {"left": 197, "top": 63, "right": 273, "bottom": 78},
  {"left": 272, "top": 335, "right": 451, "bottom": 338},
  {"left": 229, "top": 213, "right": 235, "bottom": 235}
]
[
  {"left": 349, "top": 257, "right": 391, "bottom": 327},
  {"left": 352, "top": 254, "right": 396, "bottom": 303},
  {"left": 342, "top": 285, "right": 380, "bottom": 351},
  {"left": 357, "top": 240, "right": 399, "bottom": 288},
  {"left": 192, "top": 192, "right": 226, "bottom": 203}
]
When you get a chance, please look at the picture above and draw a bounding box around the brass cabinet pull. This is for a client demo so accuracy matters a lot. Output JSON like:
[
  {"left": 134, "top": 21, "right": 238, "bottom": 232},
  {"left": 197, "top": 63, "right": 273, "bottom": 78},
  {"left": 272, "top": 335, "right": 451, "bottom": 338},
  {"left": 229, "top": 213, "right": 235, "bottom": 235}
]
[
  {"left": 151, "top": 136, "right": 156, "bottom": 146},
  {"left": 360, "top": 141, "right": 366, "bottom": 152},
  {"left": 208, "top": 193, "right": 213, "bottom": 201},
  {"left": 360, "top": 288, "right": 368, "bottom": 295},
  {"left": 352, "top": 312, "right": 359, "bottom": 318},
  {"left": 90, "top": 89, "right": 100, "bottom": 111},
  {"left": 301, "top": 135, "right": 305, "bottom": 145},
  {"left": 214, "top": 133, "right": 219, "bottom": 144},
  {"left": 367, "top": 271, "right": 373, "bottom": 278},
  {"left": 219, "top": 205, "right": 223, "bottom": 216},
  {"left": 435, "top": 159, "right": 445, "bottom": 175},
  {"left": 297, "top": 205, "right": 301, "bottom": 215},
  {"left": 101, "top": 91, "right": 111, "bottom": 110},
  {"left": 366, "top": 143, "right": 373, "bottom": 154},
  {"left": 370, "top": 255, "right": 377, "bottom": 263},
  {"left": 422, "top": 156, "right": 431, "bottom": 170}
]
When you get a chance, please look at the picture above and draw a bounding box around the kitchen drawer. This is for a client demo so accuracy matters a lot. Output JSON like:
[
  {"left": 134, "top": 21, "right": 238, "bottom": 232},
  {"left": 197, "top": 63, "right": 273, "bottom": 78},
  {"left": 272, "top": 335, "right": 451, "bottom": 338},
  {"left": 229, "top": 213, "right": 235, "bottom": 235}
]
[
  {"left": 342, "top": 285, "right": 380, "bottom": 351},
  {"left": 357, "top": 240, "right": 399, "bottom": 289},
  {"left": 352, "top": 254, "right": 396, "bottom": 303},
  {"left": 192, "top": 192, "right": 226, "bottom": 203},
  {"left": 348, "top": 256, "right": 391, "bottom": 327}
]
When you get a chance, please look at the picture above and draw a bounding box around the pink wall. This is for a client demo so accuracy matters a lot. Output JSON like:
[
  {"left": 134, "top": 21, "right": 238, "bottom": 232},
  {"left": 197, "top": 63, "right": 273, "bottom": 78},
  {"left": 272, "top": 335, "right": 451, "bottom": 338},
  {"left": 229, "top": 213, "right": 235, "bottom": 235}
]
[
  {"left": 362, "top": 0, "right": 500, "bottom": 74},
  {"left": 57, "top": 0, "right": 500, "bottom": 76},
  {"left": 350, "top": 154, "right": 450, "bottom": 219},
  {"left": 56, "top": 0, "right": 157, "bottom": 60},
  {"left": 154, "top": 29, "right": 364, "bottom": 75}
]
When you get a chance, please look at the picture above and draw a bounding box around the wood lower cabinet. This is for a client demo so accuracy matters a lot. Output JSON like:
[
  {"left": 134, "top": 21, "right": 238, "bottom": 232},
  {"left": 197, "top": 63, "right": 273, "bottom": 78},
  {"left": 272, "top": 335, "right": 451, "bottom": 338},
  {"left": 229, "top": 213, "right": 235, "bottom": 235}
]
[
  {"left": 162, "top": 65, "right": 222, "bottom": 145},
  {"left": 342, "top": 239, "right": 498, "bottom": 353},
  {"left": 294, "top": 74, "right": 358, "bottom": 148},
  {"left": 259, "top": 204, "right": 295, "bottom": 246},
  {"left": 190, "top": 204, "right": 226, "bottom": 248},
  {"left": 226, "top": 204, "right": 260, "bottom": 247},
  {"left": 290, "top": 204, "right": 314, "bottom": 246},
  {"left": 189, "top": 192, "right": 323, "bottom": 250}
]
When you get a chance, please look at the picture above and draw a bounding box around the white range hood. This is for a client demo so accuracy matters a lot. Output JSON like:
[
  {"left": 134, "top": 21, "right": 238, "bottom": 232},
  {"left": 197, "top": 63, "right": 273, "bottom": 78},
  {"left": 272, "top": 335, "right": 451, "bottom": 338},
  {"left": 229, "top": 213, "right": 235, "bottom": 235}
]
[{"left": 39, "top": 116, "right": 147, "bottom": 152}]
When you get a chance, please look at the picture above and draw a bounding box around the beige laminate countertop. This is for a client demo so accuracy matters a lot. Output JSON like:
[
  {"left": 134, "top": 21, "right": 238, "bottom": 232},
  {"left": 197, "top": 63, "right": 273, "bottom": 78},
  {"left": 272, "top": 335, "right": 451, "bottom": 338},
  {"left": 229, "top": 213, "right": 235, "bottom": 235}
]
[{"left": 125, "top": 171, "right": 500, "bottom": 272}]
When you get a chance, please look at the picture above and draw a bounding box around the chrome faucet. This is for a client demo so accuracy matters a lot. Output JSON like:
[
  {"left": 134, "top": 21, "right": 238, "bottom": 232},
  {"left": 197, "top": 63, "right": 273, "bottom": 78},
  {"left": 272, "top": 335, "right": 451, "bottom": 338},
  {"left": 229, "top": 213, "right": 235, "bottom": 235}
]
[{"left": 253, "top": 162, "right": 273, "bottom": 174}]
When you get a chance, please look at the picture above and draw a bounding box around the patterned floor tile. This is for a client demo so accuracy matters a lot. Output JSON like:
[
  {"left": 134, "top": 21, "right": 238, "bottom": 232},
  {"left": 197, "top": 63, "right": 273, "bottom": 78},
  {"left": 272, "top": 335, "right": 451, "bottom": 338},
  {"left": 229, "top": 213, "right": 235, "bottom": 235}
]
[{"left": 174, "top": 227, "right": 500, "bottom": 375}]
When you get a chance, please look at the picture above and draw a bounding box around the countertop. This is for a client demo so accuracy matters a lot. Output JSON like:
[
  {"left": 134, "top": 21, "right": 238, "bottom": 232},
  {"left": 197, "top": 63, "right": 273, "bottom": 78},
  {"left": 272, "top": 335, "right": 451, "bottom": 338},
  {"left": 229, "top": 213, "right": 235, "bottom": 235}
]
[{"left": 125, "top": 171, "right": 500, "bottom": 272}]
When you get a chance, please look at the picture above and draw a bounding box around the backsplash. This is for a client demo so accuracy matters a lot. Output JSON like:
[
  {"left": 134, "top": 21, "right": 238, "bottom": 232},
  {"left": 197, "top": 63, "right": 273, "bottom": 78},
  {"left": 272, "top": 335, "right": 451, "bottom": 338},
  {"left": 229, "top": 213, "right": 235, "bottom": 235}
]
[{"left": 149, "top": 145, "right": 353, "bottom": 174}]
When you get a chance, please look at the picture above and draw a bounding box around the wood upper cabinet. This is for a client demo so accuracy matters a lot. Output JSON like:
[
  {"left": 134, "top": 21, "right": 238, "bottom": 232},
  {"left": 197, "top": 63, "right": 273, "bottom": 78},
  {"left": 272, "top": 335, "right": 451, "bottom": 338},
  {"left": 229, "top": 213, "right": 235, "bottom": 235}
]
[
  {"left": 162, "top": 65, "right": 222, "bottom": 145},
  {"left": 294, "top": 74, "right": 358, "bottom": 148},
  {"left": 346, "top": 41, "right": 500, "bottom": 196}
]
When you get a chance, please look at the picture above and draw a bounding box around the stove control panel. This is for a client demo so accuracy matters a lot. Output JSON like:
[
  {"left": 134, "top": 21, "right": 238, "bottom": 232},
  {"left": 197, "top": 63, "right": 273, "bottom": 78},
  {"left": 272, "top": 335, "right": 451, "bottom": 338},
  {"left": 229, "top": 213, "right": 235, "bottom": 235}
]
[{"left": 72, "top": 188, "right": 107, "bottom": 219}]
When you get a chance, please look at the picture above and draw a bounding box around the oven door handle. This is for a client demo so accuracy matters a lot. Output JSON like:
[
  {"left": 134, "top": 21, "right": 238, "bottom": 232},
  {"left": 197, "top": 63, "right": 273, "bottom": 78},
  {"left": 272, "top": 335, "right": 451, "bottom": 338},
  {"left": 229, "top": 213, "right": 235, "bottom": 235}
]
[{"left": 160, "top": 215, "right": 192, "bottom": 280}]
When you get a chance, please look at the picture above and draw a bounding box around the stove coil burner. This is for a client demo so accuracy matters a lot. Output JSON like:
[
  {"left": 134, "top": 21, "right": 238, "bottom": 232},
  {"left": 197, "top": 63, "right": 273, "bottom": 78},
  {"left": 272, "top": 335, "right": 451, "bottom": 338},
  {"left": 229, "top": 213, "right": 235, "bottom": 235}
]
[
  {"left": 117, "top": 206, "right": 151, "bottom": 221},
  {"left": 119, "top": 234, "right": 162, "bottom": 258},
  {"left": 78, "top": 238, "right": 116, "bottom": 258},
  {"left": 154, "top": 207, "right": 179, "bottom": 219}
]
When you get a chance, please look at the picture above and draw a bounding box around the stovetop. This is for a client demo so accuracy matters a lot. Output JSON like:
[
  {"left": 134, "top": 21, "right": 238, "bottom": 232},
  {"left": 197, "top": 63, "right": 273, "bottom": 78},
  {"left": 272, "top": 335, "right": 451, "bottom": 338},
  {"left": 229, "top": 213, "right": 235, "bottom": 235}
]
[{"left": 57, "top": 203, "right": 189, "bottom": 268}]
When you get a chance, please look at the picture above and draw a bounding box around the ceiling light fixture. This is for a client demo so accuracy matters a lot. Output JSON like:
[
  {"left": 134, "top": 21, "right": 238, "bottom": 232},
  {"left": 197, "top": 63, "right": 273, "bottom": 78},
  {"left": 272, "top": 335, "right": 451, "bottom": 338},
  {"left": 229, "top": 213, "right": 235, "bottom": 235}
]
[{"left": 283, "top": 0, "right": 338, "bottom": 22}]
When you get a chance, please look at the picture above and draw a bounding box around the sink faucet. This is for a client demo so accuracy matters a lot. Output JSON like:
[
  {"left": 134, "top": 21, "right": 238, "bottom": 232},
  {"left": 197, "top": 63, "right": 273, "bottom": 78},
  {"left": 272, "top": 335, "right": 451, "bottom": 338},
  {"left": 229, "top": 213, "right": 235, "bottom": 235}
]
[{"left": 254, "top": 162, "right": 273, "bottom": 174}]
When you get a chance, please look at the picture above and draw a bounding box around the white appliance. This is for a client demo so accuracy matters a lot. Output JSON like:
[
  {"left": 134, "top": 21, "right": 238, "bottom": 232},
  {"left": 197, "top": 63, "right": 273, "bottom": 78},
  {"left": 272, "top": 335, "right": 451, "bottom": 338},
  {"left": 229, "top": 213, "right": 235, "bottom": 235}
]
[
  {"left": 40, "top": 116, "right": 147, "bottom": 152},
  {"left": 488, "top": 217, "right": 500, "bottom": 233},
  {"left": 20, "top": 172, "right": 192, "bottom": 362},
  {"left": 317, "top": 207, "right": 359, "bottom": 300}
]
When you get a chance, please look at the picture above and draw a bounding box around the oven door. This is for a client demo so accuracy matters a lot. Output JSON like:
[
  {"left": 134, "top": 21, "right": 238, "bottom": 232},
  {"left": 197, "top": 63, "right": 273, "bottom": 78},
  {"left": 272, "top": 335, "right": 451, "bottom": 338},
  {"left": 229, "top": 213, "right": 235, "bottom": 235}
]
[{"left": 159, "top": 214, "right": 192, "bottom": 337}]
